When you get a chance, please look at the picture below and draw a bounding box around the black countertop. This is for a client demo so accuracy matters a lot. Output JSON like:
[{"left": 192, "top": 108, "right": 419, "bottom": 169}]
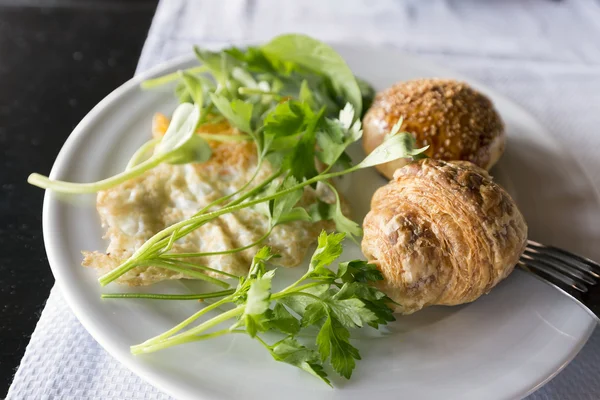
[{"left": 0, "top": 1, "right": 157, "bottom": 396}]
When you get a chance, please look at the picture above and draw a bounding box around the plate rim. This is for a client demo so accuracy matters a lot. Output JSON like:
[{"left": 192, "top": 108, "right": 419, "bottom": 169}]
[{"left": 42, "top": 45, "right": 597, "bottom": 400}]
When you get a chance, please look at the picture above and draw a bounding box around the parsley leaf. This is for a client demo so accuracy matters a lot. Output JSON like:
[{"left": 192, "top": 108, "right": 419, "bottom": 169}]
[
  {"left": 209, "top": 93, "right": 254, "bottom": 134},
  {"left": 265, "top": 303, "right": 300, "bottom": 335},
  {"left": 316, "top": 103, "right": 362, "bottom": 168},
  {"left": 320, "top": 182, "right": 362, "bottom": 241},
  {"left": 260, "top": 176, "right": 312, "bottom": 228},
  {"left": 301, "top": 302, "right": 327, "bottom": 327},
  {"left": 179, "top": 71, "right": 205, "bottom": 112},
  {"left": 316, "top": 316, "right": 361, "bottom": 379},
  {"left": 245, "top": 271, "right": 273, "bottom": 315},
  {"left": 270, "top": 176, "right": 313, "bottom": 226},
  {"left": 281, "top": 106, "right": 324, "bottom": 182},
  {"left": 278, "top": 284, "right": 329, "bottom": 316},
  {"left": 269, "top": 337, "right": 331, "bottom": 386},
  {"left": 224, "top": 46, "right": 277, "bottom": 74},
  {"left": 193, "top": 47, "right": 235, "bottom": 92},
  {"left": 243, "top": 270, "right": 274, "bottom": 337},
  {"left": 327, "top": 297, "right": 376, "bottom": 328},
  {"left": 333, "top": 280, "right": 396, "bottom": 329},
  {"left": 247, "top": 246, "right": 276, "bottom": 278},
  {"left": 154, "top": 103, "right": 200, "bottom": 155},
  {"left": 236, "top": 248, "right": 277, "bottom": 337},
  {"left": 264, "top": 101, "right": 309, "bottom": 141},
  {"left": 285, "top": 131, "right": 318, "bottom": 181},
  {"left": 165, "top": 134, "right": 213, "bottom": 165},
  {"left": 309, "top": 231, "right": 345, "bottom": 272},
  {"left": 262, "top": 34, "right": 363, "bottom": 115},
  {"left": 153, "top": 103, "right": 212, "bottom": 166},
  {"left": 355, "top": 119, "right": 428, "bottom": 170},
  {"left": 334, "top": 282, "right": 386, "bottom": 302},
  {"left": 273, "top": 207, "right": 311, "bottom": 226},
  {"left": 299, "top": 80, "right": 316, "bottom": 109},
  {"left": 231, "top": 66, "right": 258, "bottom": 89},
  {"left": 337, "top": 260, "right": 384, "bottom": 283},
  {"left": 271, "top": 176, "right": 303, "bottom": 224}
]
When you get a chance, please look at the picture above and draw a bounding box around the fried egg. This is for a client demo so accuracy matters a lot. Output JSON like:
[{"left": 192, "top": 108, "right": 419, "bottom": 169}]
[{"left": 82, "top": 114, "right": 339, "bottom": 286}]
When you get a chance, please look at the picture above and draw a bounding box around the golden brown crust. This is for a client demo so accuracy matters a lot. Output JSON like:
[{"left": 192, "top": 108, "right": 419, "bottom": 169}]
[
  {"left": 363, "top": 79, "right": 505, "bottom": 179},
  {"left": 361, "top": 159, "right": 527, "bottom": 314}
]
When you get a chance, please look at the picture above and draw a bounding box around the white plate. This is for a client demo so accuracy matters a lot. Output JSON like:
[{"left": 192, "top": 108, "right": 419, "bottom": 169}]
[{"left": 43, "top": 45, "right": 598, "bottom": 400}]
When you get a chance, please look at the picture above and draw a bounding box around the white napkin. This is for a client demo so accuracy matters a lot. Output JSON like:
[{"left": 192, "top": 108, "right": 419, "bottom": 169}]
[{"left": 8, "top": 0, "right": 600, "bottom": 399}]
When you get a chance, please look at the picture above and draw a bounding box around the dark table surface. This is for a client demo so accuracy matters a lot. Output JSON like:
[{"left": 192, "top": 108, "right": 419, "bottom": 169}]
[{"left": 0, "top": 1, "right": 157, "bottom": 396}]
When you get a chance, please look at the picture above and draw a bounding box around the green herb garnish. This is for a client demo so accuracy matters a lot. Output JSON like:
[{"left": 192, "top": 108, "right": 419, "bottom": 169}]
[{"left": 130, "top": 232, "right": 394, "bottom": 385}]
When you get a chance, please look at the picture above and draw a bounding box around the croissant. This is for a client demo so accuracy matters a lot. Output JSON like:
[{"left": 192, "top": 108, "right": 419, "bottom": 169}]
[
  {"left": 362, "top": 79, "right": 505, "bottom": 180},
  {"left": 361, "top": 159, "right": 527, "bottom": 314}
]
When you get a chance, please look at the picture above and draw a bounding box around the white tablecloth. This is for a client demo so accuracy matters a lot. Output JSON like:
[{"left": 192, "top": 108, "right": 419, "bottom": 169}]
[{"left": 7, "top": 1, "right": 600, "bottom": 399}]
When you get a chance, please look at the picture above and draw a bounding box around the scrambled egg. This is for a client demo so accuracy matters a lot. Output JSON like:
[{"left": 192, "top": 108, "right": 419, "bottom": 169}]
[{"left": 82, "top": 114, "right": 338, "bottom": 286}]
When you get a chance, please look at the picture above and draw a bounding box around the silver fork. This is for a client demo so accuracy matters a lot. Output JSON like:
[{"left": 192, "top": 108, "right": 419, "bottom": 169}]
[{"left": 518, "top": 240, "right": 600, "bottom": 322}]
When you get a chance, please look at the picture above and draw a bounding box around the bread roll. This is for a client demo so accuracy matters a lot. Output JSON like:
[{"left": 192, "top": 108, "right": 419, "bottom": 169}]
[
  {"left": 363, "top": 79, "right": 505, "bottom": 180},
  {"left": 361, "top": 159, "right": 527, "bottom": 314}
]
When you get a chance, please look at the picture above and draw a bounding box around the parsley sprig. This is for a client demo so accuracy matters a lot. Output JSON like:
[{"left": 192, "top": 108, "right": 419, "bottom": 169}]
[{"left": 130, "top": 232, "right": 395, "bottom": 385}]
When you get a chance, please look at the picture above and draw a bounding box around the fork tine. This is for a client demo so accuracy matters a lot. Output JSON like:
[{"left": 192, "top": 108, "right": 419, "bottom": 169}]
[
  {"left": 527, "top": 240, "right": 600, "bottom": 277},
  {"left": 518, "top": 261, "right": 573, "bottom": 295},
  {"left": 522, "top": 251, "right": 597, "bottom": 285},
  {"left": 518, "top": 258, "right": 588, "bottom": 292}
]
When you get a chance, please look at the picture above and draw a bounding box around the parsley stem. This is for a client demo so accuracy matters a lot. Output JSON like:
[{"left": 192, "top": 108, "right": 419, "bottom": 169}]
[
  {"left": 277, "top": 290, "right": 323, "bottom": 303},
  {"left": 101, "top": 289, "right": 235, "bottom": 300},
  {"left": 99, "top": 259, "right": 229, "bottom": 288},
  {"left": 238, "top": 87, "right": 282, "bottom": 98},
  {"left": 272, "top": 281, "right": 324, "bottom": 299},
  {"left": 28, "top": 153, "right": 170, "bottom": 194},
  {"left": 125, "top": 138, "right": 161, "bottom": 170},
  {"left": 157, "top": 259, "right": 239, "bottom": 279},
  {"left": 141, "top": 65, "right": 208, "bottom": 89},
  {"left": 196, "top": 133, "right": 251, "bottom": 142},
  {"left": 220, "top": 168, "right": 282, "bottom": 209},
  {"left": 163, "top": 230, "right": 178, "bottom": 253},
  {"left": 133, "top": 328, "right": 232, "bottom": 354},
  {"left": 276, "top": 270, "right": 313, "bottom": 293},
  {"left": 253, "top": 335, "right": 271, "bottom": 350},
  {"left": 162, "top": 228, "right": 272, "bottom": 259},
  {"left": 196, "top": 103, "right": 214, "bottom": 126},
  {"left": 192, "top": 157, "right": 267, "bottom": 217},
  {"left": 143, "top": 260, "right": 230, "bottom": 288},
  {"left": 132, "top": 304, "right": 245, "bottom": 354},
  {"left": 138, "top": 295, "right": 235, "bottom": 345}
]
